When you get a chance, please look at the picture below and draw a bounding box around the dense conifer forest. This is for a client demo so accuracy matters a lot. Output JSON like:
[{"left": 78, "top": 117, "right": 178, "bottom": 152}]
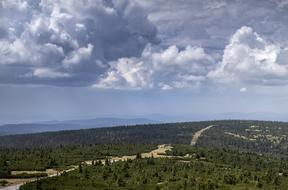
[
  {"left": 1, "top": 120, "right": 288, "bottom": 189},
  {"left": 20, "top": 146, "right": 288, "bottom": 190}
]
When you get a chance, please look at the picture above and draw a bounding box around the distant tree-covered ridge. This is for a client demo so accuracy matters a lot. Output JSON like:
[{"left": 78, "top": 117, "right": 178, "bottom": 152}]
[
  {"left": 0, "top": 122, "right": 208, "bottom": 149},
  {"left": 1, "top": 120, "right": 288, "bottom": 157}
]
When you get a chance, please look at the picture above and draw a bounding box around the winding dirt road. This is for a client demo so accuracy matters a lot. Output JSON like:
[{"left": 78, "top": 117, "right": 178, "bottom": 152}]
[
  {"left": 1, "top": 124, "right": 216, "bottom": 190},
  {"left": 0, "top": 144, "right": 173, "bottom": 190},
  {"left": 190, "top": 125, "right": 215, "bottom": 146}
]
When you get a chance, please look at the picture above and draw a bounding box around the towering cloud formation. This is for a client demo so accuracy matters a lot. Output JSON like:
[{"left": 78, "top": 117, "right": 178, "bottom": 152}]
[
  {"left": 95, "top": 25, "right": 288, "bottom": 90},
  {"left": 0, "top": 0, "right": 158, "bottom": 86},
  {"left": 209, "top": 26, "right": 288, "bottom": 85}
]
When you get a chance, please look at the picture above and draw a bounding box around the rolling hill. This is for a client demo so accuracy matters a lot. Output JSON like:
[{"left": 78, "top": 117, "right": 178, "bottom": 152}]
[
  {"left": 1, "top": 120, "right": 288, "bottom": 157},
  {"left": 1, "top": 120, "right": 288, "bottom": 190}
]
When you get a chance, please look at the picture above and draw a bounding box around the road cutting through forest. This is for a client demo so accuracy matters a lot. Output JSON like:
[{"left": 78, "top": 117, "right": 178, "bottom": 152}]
[
  {"left": 190, "top": 125, "right": 215, "bottom": 146},
  {"left": 1, "top": 125, "right": 214, "bottom": 190},
  {"left": 0, "top": 144, "right": 173, "bottom": 190}
]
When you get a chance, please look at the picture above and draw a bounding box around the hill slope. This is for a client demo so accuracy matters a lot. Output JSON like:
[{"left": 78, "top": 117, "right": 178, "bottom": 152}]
[
  {"left": 20, "top": 145, "right": 288, "bottom": 190},
  {"left": 1, "top": 120, "right": 288, "bottom": 157}
]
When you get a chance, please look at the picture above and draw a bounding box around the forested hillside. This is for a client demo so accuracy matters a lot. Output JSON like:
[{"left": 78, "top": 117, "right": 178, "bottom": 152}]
[
  {"left": 0, "top": 122, "right": 209, "bottom": 149},
  {"left": 20, "top": 145, "right": 288, "bottom": 190},
  {"left": 197, "top": 120, "right": 288, "bottom": 157},
  {"left": 1, "top": 120, "right": 288, "bottom": 189},
  {"left": 1, "top": 120, "right": 288, "bottom": 157},
  {"left": 0, "top": 144, "right": 156, "bottom": 179}
]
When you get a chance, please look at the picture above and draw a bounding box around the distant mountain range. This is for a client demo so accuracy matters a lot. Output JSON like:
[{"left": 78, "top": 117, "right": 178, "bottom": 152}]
[
  {"left": 144, "top": 112, "right": 288, "bottom": 123},
  {"left": 0, "top": 118, "right": 159, "bottom": 136},
  {"left": 1, "top": 112, "right": 286, "bottom": 136}
]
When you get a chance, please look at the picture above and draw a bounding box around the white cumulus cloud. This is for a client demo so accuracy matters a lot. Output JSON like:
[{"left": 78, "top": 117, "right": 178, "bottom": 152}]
[
  {"left": 0, "top": 0, "right": 158, "bottom": 86},
  {"left": 32, "top": 68, "right": 70, "bottom": 78},
  {"left": 209, "top": 26, "right": 288, "bottom": 86},
  {"left": 240, "top": 87, "right": 247, "bottom": 92},
  {"left": 94, "top": 45, "right": 214, "bottom": 89}
]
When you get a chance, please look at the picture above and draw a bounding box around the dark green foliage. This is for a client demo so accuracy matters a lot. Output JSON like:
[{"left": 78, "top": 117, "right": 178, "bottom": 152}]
[
  {"left": 0, "top": 180, "right": 8, "bottom": 187},
  {"left": 0, "top": 144, "right": 156, "bottom": 171},
  {"left": 168, "top": 144, "right": 288, "bottom": 174},
  {"left": 1, "top": 120, "right": 288, "bottom": 158},
  {"left": 20, "top": 147, "right": 288, "bottom": 190},
  {"left": 136, "top": 153, "right": 142, "bottom": 159},
  {"left": 78, "top": 163, "right": 82, "bottom": 173},
  {"left": 0, "top": 157, "right": 11, "bottom": 178},
  {"left": 0, "top": 122, "right": 209, "bottom": 149},
  {"left": 223, "top": 174, "right": 238, "bottom": 185},
  {"left": 197, "top": 120, "right": 288, "bottom": 157},
  {"left": 3, "top": 120, "right": 288, "bottom": 189},
  {"left": 6, "top": 172, "right": 48, "bottom": 179},
  {"left": 0, "top": 169, "right": 10, "bottom": 178}
]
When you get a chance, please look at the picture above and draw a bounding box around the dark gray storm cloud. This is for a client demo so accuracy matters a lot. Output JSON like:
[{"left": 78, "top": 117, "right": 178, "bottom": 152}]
[
  {"left": 0, "top": 0, "right": 158, "bottom": 86},
  {"left": 139, "top": 0, "right": 288, "bottom": 51}
]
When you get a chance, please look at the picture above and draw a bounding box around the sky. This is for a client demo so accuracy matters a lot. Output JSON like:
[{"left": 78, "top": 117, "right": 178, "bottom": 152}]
[{"left": 1, "top": 0, "right": 288, "bottom": 124}]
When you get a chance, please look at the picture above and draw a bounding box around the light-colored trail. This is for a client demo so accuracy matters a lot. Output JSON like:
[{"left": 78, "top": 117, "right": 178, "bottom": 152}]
[
  {"left": 1, "top": 125, "right": 216, "bottom": 190},
  {"left": 0, "top": 168, "right": 76, "bottom": 190},
  {"left": 190, "top": 125, "right": 215, "bottom": 146},
  {"left": 84, "top": 144, "right": 173, "bottom": 165},
  {"left": 0, "top": 144, "right": 173, "bottom": 190},
  {"left": 2, "top": 124, "right": 217, "bottom": 190}
]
